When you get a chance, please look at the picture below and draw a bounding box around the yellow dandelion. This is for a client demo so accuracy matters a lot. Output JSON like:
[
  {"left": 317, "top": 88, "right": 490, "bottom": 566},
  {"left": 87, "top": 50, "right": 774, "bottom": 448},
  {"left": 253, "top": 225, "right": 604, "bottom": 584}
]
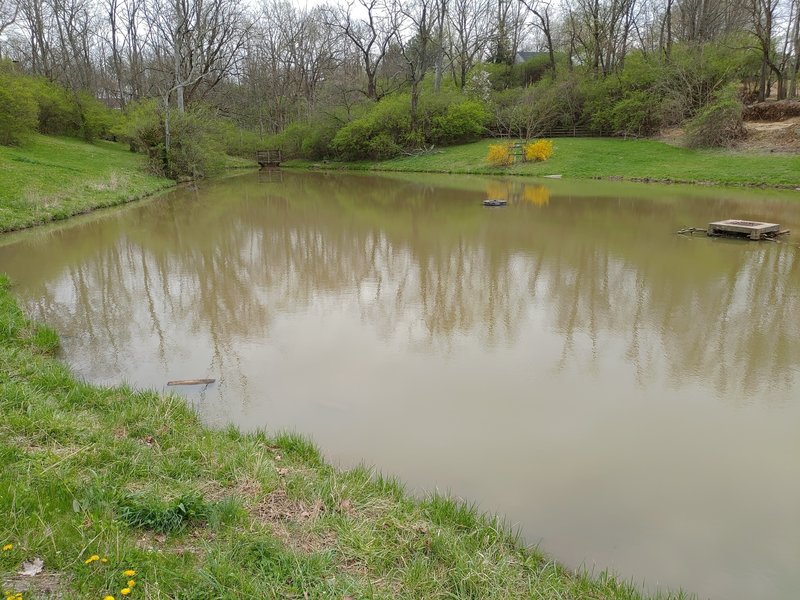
[
  {"left": 84, "top": 554, "right": 100, "bottom": 564},
  {"left": 103, "top": 596, "right": 115, "bottom": 600},
  {"left": 120, "top": 589, "right": 131, "bottom": 596},
  {"left": 101, "top": 557, "right": 109, "bottom": 563},
  {"left": 122, "top": 570, "right": 135, "bottom": 577},
  {"left": 127, "top": 581, "right": 136, "bottom": 588},
  {"left": 1, "top": 544, "right": 12, "bottom": 551}
]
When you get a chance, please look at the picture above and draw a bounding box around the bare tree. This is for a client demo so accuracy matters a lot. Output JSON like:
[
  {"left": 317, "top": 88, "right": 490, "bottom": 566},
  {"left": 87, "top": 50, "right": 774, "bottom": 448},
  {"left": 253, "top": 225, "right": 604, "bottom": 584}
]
[
  {"left": 146, "top": 0, "right": 250, "bottom": 112},
  {"left": 520, "top": 0, "right": 557, "bottom": 75},
  {"left": 565, "top": 0, "right": 638, "bottom": 74},
  {"left": 447, "top": 0, "right": 494, "bottom": 88},
  {"left": 393, "top": 0, "right": 438, "bottom": 127},
  {"left": 0, "top": 0, "right": 19, "bottom": 56},
  {"left": 788, "top": 0, "right": 799, "bottom": 96},
  {"left": 747, "top": 0, "right": 785, "bottom": 99},
  {"left": 327, "top": 0, "right": 397, "bottom": 99}
]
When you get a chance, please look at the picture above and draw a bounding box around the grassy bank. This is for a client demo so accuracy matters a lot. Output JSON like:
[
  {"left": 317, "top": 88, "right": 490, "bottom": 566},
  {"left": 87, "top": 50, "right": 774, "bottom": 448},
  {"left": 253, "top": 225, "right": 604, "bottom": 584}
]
[
  {"left": 285, "top": 137, "right": 800, "bottom": 188},
  {"left": 0, "top": 135, "right": 175, "bottom": 233},
  {"left": 0, "top": 278, "right": 690, "bottom": 599}
]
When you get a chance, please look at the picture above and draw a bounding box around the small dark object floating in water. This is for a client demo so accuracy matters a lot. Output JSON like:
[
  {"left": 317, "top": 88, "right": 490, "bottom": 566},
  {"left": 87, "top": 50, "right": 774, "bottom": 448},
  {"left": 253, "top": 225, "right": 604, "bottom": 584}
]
[
  {"left": 167, "top": 379, "right": 216, "bottom": 386},
  {"left": 483, "top": 199, "right": 508, "bottom": 207}
]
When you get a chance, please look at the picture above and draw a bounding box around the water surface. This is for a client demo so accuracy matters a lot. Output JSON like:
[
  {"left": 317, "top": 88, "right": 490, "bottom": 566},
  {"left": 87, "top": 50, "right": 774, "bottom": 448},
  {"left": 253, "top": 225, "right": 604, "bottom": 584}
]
[{"left": 2, "top": 171, "right": 799, "bottom": 600}]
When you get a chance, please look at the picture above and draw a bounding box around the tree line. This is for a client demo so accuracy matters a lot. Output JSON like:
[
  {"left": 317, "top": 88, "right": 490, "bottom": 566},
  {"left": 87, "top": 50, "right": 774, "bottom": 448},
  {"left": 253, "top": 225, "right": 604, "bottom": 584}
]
[{"left": 0, "top": 0, "right": 798, "bottom": 172}]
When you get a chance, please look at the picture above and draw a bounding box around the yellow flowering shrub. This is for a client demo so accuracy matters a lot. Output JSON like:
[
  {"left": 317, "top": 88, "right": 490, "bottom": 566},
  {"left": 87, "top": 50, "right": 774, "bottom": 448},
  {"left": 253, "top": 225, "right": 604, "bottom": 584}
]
[
  {"left": 524, "top": 139, "right": 554, "bottom": 162},
  {"left": 486, "top": 143, "right": 513, "bottom": 166}
]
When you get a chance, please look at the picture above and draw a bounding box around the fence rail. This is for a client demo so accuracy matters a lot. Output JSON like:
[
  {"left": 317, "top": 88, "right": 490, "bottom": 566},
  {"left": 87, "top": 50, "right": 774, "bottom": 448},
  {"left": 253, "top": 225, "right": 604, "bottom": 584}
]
[{"left": 489, "top": 127, "right": 606, "bottom": 138}]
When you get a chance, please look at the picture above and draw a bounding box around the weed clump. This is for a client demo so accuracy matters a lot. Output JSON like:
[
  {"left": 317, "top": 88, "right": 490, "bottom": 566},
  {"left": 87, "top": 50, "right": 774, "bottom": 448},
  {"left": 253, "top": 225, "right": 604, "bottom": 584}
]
[{"left": 118, "top": 494, "right": 211, "bottom": 533}]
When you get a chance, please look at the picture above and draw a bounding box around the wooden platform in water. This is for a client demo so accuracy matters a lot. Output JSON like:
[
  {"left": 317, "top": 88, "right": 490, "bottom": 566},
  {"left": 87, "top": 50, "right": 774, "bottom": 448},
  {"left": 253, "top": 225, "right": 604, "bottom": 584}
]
[
  {"left": 707, "top": 219, "right": 781, "bottom": 240},
  {"left": 256, "top": 149, "right": 282, "bottom": 167}
]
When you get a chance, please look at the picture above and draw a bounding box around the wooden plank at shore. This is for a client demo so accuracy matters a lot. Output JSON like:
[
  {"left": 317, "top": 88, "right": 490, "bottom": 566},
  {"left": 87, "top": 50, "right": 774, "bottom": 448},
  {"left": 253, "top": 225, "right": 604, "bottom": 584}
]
[{"left": 167, "top": 379, "right": 216, "bottom": 386}]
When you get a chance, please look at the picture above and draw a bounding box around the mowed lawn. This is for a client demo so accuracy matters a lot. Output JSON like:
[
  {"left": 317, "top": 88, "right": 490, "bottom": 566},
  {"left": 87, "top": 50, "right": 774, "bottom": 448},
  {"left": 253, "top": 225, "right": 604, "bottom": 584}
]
[
  {"left": 0, "top": 135, "right": 173, "bottom": 232},
  {"left": 287, "top": 138, "right": 800, "bottom": 187}
]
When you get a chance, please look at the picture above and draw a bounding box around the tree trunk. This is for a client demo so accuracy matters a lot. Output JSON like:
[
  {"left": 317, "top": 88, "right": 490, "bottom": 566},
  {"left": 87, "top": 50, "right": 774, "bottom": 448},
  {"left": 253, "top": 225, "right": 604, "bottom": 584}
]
[
  {"left": 433, "top": 0, "right": 446, "bottom": 92},
  {"left": 163, "top": 94, "right": 171, "bottom": 176},
  {"left": 410, "top": 80, "right": 420, "bottom": 129},
  {"left": 789, "top": 11, "right": 800, "bottom": 98}
]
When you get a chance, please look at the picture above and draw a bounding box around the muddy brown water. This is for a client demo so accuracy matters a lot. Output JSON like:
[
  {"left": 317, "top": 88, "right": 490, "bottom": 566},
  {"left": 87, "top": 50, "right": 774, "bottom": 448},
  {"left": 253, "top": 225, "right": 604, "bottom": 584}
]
[{"left": 2, "top": 171, "right": 799, "bottom": 600}]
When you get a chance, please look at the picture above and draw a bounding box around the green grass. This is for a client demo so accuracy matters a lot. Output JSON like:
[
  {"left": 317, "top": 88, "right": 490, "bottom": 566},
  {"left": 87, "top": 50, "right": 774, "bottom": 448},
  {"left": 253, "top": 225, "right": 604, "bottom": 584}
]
[
  {"left": 0, "top": 275, "right": 692, "bottom": 599},
  {"left": 285, "top": 138, "right": 800, "bottom": 187},
  {"left": 0, "top": 135, "right": 174, "bottom": 232}
]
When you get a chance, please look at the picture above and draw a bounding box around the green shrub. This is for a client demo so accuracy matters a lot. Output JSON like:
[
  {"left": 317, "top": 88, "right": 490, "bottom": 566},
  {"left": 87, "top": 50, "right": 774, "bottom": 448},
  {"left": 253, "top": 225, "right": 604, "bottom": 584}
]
[
  {"left": 607, "top": 91, "right": 663, "bottom": 136},
  {"left": 0, "top": 75, "right": 38, "bottom": 145},
  {"left": 10, "top": 76, "right": 117, "bottom": 141},
  {"left": 26, "top": 77, "right": 78, "bottom": 135},
  {"left": 118, "top": 100, "right": 227, "bottom": 179},
  {"left": 331, "top": 118, "right": 374, "bottom": 160},
  {"left": 685, "top": 87, "right": 745, "bottom": 148},
  {"left": 74, "top": 91, "right": 117, "bottom": 140},
  {"left": 367, "top": 132, "right": 402, "bottom": 159},
  {"left": 331, "top": 93, "right": 487, "bottom": 159},
  {"left": 513, "top": 54, "right": 553, "bottom": 86},
  {"left": 165, "top": 107, "right": 227, "bottom": 179},
  {"left": 495, "top": 77, "right": 582, "bottom": 138},
  {"left": 116, "top": 98, "right": 162, "bottom": 153},
  {"left": 430, "top": 100, "right": 490, "bottom": 145}
]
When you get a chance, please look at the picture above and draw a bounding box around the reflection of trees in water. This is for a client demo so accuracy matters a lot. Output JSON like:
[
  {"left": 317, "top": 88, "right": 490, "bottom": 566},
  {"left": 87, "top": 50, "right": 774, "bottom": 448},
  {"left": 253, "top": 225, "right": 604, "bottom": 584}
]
[{"left": 6, "top": 171, "right": 799, "bottom": 397}]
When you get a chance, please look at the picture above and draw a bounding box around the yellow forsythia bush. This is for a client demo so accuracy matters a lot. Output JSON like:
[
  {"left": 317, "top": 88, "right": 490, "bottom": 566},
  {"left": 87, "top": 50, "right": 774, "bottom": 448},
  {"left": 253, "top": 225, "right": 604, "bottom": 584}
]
[
  {"left": 486, "top": 143, "right": 513, "bottom": 166},
  {"left": 524, "top": 139, "right": 554, "bottom": 162}
]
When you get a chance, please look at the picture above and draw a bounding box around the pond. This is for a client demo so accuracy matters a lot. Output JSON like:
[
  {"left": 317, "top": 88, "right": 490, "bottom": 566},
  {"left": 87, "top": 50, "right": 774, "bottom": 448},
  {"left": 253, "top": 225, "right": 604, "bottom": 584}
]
[{"left": 1, "top": 170, "right": 799, "bottom": 600}]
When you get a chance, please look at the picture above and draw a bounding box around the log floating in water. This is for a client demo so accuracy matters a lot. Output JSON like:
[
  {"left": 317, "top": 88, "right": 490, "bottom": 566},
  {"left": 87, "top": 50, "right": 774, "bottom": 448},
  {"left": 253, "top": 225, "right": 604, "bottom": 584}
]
[{"left": 167, "top": 379, "right": 216, "bottom": 386}]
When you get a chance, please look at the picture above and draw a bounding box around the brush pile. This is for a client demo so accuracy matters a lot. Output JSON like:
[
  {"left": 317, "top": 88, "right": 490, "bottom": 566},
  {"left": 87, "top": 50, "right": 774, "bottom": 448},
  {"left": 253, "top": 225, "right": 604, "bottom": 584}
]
[{"left": 743, "top": 100, "right": 800, "bottom": 121}]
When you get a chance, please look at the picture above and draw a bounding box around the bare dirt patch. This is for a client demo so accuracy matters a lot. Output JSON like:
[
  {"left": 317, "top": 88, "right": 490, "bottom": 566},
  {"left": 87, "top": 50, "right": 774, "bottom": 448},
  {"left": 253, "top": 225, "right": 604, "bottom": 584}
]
[
  {"left": 655, "top": 118, "right": 800, "bottom": 152},
  {"left": 199, "top": 476, "right": 263, "bottom": 503},
  {"left": 2, "top": 570, "right": 67, "bottom": 598},
  {"left": 743, "top": 117, "right": 800, "bottom": 152},
  {"left": 249, "top": 489, "right": 324, "bottom": 525}
]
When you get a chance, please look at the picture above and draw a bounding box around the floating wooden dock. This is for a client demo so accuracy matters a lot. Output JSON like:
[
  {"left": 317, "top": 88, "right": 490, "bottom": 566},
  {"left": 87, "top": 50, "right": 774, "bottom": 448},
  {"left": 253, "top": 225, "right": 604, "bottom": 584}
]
[
  {"left": 256, "top": 149, "right": 282, "bottom": 167},
  {"left": 707, "top": 220, "right": 782, "bottom": 240}
]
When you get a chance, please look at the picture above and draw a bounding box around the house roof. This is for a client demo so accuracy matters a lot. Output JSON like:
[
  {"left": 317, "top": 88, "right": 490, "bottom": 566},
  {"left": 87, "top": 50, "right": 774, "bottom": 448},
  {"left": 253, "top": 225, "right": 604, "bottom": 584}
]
[{"left": 515, "top": 51, "right": 547, "bottom": 62}]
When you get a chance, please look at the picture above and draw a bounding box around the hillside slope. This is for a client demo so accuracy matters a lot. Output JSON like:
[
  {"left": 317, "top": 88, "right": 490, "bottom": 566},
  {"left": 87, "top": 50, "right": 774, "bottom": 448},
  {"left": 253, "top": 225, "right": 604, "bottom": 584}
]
[{"left": 0, "top": 136, "right": 173, "bottom": 232}]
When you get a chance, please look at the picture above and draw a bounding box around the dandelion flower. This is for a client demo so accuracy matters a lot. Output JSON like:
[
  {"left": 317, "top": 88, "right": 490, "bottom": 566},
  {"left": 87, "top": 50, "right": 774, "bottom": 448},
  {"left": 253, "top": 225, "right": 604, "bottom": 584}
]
[
  {"left": 84, "top": 555, "right": 100, "bottom": 564},
  {"left": 120, "top": 588, "right": 131, "bottom": 596},
  {"left": 101, "top": 557, "right": 109, "bottom": 563},
  {"left": 127, "top": 581, "right": 136, "bottom": 588},
  {"left": 1, "top": 544, "right": 12, "bottom": 551},
  {"left": 122, "top": 570, "right": 135, "bottom": 577},
  {"left": 103, "top": 596, "right": 115, "bottom": 600}
]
